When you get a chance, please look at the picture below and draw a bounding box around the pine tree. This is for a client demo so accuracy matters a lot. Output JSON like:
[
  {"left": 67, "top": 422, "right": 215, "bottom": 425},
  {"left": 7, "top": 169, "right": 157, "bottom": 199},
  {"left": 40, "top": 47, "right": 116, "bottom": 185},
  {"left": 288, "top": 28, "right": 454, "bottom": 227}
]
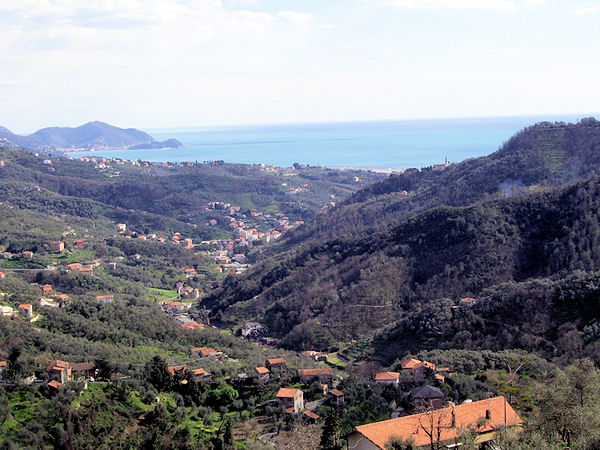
[{"left": 320, "top": 410, "right": 341, "bottom": 450}]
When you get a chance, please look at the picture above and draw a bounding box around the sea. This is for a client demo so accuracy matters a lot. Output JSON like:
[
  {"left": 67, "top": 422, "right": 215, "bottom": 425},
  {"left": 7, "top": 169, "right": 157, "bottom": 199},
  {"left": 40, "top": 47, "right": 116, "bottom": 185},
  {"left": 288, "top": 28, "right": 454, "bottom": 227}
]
[{"left": 68, "top": 114, "right": 592, "bottom": 170}]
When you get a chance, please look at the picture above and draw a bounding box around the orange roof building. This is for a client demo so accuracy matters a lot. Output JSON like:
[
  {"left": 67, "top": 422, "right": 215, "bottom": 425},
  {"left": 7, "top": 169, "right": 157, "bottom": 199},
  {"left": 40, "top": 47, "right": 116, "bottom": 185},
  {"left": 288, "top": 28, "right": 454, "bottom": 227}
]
[
  {"left": 348, "top": 396, "right": 522, "bottom": 450},
  {"left": 375, "top": 371, "right": 400, "bottom": 385},
  {"left": 190, "top": 347, "right": 217, "bottom": 357},
  {"left": 181, "top": 321, "right": 204, "bottom": 330},
  {"left": 18, "top": 304, "right": 33, "bottom": 319},
  {"left": 276, "top": 387, "right": 304, "bottom": 413},
  {"left": 266, "top": 357, "right": 287, "bottom": 369},
  {"left": 400, "top": 358, "right": 424, "bottom": 370},
  {"left": 192, "top": 368, "right": 209, "bottom": 377},
  {"left": 48, "top": 380, "right": 63, "bottom": 389},
  {"left": 168, "top": 365, "right": 187, "bottom": 376},
  {"left": 304, "top": 410, "right": 320, "bottom": 421}
]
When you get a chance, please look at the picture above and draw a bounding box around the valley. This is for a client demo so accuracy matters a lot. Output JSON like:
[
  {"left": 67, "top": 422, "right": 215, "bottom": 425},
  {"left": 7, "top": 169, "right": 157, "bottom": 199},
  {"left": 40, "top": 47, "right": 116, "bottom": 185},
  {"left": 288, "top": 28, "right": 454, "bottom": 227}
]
[{"left": 2, "top": 119, "right": 600, "bottom": 448}]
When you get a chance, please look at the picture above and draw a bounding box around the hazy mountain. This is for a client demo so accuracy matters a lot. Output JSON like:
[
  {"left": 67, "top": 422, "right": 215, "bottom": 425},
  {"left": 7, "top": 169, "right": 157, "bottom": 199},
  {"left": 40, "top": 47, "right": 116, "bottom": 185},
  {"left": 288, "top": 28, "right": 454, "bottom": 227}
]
[{"left": 0, "top": 121, "right": 182, "bottom": 151}]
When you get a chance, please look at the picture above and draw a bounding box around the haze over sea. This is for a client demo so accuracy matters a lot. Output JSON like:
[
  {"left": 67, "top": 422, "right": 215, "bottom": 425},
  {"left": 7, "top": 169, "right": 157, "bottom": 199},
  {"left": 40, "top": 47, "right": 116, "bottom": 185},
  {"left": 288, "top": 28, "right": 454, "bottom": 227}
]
[{"left": 70, "top": 114, "right": 590, "bottom": 169}]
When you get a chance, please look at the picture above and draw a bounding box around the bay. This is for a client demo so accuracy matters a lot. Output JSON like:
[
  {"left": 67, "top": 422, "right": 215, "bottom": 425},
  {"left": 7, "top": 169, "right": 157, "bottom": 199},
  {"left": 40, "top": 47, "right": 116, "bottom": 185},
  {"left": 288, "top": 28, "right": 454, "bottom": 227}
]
[{"left": 68, "top": 114, "right": 590, "bottom": 169}]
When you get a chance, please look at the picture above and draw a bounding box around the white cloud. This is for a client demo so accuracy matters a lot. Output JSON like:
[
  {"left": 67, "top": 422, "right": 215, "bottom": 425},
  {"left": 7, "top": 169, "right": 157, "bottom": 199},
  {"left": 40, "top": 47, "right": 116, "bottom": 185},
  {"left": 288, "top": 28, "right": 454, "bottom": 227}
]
[
  {"left": 571, "top": 6, "right": 600, "bottom": 15},
  {"left": 277, "top": 10, "right": 312, "bottom": 24},
  {"left": 367, "top": 0, "right": 545, "bottom": 11}
]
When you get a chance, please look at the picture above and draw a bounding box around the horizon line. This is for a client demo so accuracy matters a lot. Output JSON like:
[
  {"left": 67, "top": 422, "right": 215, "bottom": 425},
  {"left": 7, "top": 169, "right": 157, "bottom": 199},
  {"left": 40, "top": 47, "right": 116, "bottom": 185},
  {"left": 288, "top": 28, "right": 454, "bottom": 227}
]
[{"left": 142, "top": 111, "right": 599, "bottom": 133}]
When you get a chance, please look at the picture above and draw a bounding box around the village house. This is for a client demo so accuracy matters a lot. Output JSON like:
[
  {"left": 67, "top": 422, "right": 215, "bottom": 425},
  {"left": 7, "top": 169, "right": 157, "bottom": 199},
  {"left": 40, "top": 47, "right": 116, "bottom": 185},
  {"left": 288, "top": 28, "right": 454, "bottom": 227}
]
[
  {"left": 41, "top": 284, "right": 52, "bottom": 293},
  {"left": 184, "top": 268, "right": 197, "bottom": 277},
  {"left": 410, "top": 385, "right": 446, "bottom": 410},
  {"left": 182, "top": 238, "right": 193, "bottom": 249},
  {"left": 399, "top": 358, "right": 436, "bottom": 378},
  {"left": 459, "top": 297, "right": 478, "bottom": 307},
  {"left": 22, "top": 251, "right": 33, "bottom": 259},
  {"left": 168, "top": 365, "right": 187, "bottom": 376},
  {"left": 190, "top": 347, "right": 218, "bottom": 357},
  {"left": 50, "top": 293, "right": 71, "bottom": 305},
  {"left": 181, "top": 321, "right": 205, "bottom": 330},
  {"left": 192, "top": 368, "right": 210, "bottom": 381},
  {"left": 40, "top": 297, "right": 60, "bottom": 308},
  {"left": 276, "top": 388, "right": 304, "bottom": 413},
  {"left": 298, "top": 350, "right": 328, "bottom": 362},
  {"left": 71, "top": 362, "right": 96, "bottom": 379},
  {"left": 73, "top": 239, "right": 86, "bottom": 249},
  {"left": 0, "top": 361, "right": 6, "bottom": 379},
  {"left": 255, "top": 366, "right": 270, "bottom": 381},
  {"left": 375, "top": 371, "right": 400, "bottom": 385},
  {"left": 164, "top": 301, "right": 188, "bottom": 315},
  {"left": 329, "top": 389, "right": 344, "bottom": 407},
  {"left": 46, "top": 360, "right": 72, "bottom": 384},
  {"left": 96, "top": 295, "right": 114, "bottom": 303},
  {"left": 347, "top": 396, "right": 522, "bottom": 450},
  {"left": 0, "top": 271, "right": 5, "bottom": 279},
  {"left": 18, "top": 304, "right": 33, "bottom": 320},
  {"left": 303, "top": 410, "right": 320, "bottom": 423},
  {"left": 266, "top": 357, "right": 287, "bottom": 373},
  {"left": 50, "top": 241, "right": 64, "bottom": 252},
  {"left": 298, "top": 368, "right": 333, "bottom": 385}
]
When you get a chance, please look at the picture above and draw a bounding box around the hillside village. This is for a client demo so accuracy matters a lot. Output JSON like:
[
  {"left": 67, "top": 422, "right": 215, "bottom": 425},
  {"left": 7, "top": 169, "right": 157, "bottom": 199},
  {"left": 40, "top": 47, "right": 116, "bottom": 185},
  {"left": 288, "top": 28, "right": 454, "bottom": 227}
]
[
  {"left": 2, "top": 126, "right": 600, "bottom": 449},
  {"left": 0, "top": 192, "right": 540, "bottom": 448}
]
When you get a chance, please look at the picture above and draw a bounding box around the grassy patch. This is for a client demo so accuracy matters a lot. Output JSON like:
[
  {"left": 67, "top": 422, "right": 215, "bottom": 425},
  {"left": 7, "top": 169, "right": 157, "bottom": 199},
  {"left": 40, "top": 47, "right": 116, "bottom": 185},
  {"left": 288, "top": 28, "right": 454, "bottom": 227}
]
[{"left": 147, "top": 287, "right": 179, "bottom": 302}]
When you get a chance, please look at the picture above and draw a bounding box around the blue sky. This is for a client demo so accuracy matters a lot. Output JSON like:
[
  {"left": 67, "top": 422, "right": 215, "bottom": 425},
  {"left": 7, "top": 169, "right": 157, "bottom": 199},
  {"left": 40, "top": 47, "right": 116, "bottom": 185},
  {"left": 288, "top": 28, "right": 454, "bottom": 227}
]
[{"left": 1, "top": 0, "right": 599, "bottom": 132}]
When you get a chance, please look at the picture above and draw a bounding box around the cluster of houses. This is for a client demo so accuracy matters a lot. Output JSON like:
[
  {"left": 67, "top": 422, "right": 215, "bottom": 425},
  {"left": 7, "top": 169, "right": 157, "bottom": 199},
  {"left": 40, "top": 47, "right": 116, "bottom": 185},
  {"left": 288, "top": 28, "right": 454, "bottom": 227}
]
[
  {"left": 162, "top": 300, "right": 205, "bottom": 331},
  {"left": 0, "top": 359, "right": 97, "bottom": 389},
  {"left": 375, "top": 358, "right": 454, "bottom": 386},
  {"left": 252, "top": 356, "right": 344, "bottom": 423}
]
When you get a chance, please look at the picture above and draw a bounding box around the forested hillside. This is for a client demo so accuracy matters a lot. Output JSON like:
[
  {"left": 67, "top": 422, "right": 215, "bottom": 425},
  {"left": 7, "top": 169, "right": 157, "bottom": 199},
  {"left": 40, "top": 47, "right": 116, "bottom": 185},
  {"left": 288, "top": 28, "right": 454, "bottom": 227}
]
[
  {"left": 207, "top": 120, "right": 600, "bottom": 363},
  {"left": 275, "top": 118, "right": 600, "bottom": 248}
]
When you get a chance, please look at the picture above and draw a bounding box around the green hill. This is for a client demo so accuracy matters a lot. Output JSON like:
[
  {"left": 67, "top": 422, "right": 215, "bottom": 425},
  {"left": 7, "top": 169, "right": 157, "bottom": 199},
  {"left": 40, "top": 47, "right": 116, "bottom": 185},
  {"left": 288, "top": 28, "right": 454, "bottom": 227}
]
[{"left": 205, "top": 119, "right": 600, "bottom": 363}]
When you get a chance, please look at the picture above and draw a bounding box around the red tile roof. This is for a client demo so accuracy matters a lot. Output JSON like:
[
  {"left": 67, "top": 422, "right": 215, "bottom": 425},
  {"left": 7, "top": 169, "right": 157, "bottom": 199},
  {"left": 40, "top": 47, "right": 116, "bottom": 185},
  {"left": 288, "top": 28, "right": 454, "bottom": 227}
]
[
  {"left": 18, "top": 304, "right": 32, "bottom": 311},
  {"left": 168, "top": 365, "right": 187, "bottom": 376},
  {"left": 256, "top": 367, "right": 270, "bottom": 375},
  {"left": 304, "top": 410, "right": 320, "bottom": 420},
  {"left": 48, "top": 380, "right": 63, "bottom": 389},
  {"left": 277, "top": 388, "right": 300, "bottom": 398},
  {"left": 298, "top": 368, "right": 332, "bottom": 377},
  {"left": 329, "top": 389, "right": 344, "bottom": 397},
  {"left": 181, "top": 321, "right": 204, "bottom": 330},
  {"left": 375, "top": 371, "right": 400, "bottom": 381},
  {"left": 353, "top": 396, "right": 522, "bottom": 449},
  {"left": 400, "top": 358, "right": 424, "bottom": 370},
  {"left": 267, "top": 357, "right": 287, "bottom": 366}
]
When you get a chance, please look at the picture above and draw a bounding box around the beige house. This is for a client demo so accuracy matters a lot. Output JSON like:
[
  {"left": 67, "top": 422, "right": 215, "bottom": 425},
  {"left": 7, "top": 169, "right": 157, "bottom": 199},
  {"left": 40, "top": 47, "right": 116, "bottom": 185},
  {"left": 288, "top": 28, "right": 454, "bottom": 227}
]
[
  {"left": 47, "top": 360, "right": 72, "bottom": 384},
  {"left": 276, "top": 388, "right": 304, "bottom": 413}
]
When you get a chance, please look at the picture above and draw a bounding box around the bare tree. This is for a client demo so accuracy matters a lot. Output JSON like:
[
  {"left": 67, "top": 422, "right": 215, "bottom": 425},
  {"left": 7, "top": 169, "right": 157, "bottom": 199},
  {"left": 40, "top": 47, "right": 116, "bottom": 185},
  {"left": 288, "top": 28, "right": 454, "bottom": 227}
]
[{"left": 417, "top": 407, "right": 453, "bottom": 450}]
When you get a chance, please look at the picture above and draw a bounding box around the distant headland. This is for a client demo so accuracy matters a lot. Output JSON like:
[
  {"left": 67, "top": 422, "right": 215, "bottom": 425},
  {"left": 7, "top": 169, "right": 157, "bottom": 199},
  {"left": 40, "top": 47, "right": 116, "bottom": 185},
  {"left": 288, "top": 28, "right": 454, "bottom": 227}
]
[{"left": 0, "top": 121, "right": 184, "bottom": 153}]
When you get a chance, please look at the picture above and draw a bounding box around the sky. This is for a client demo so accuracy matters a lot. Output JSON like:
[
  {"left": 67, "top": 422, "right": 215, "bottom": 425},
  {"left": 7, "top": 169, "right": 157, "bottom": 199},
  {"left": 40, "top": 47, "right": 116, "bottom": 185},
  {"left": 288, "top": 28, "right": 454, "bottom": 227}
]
[{"left": 1, "top": 0, "right": 599, "bottom": 133}]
